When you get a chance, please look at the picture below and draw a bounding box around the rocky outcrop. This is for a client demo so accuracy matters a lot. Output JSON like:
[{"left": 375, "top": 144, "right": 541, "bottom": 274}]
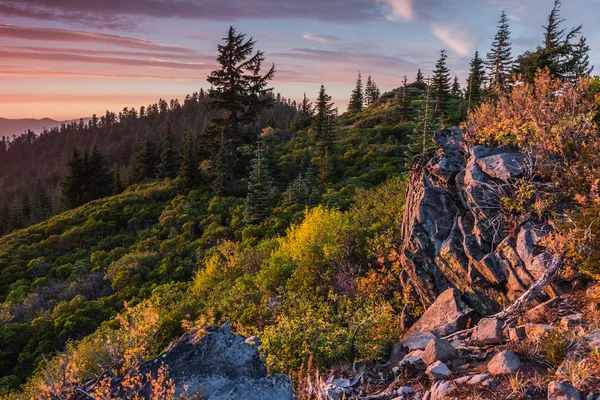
[
  {"left": 400, "top": 127, "right": 555, "bottom": 322},
  {"left": 136, "top": 323, "right": 292, "bottom": 399}
]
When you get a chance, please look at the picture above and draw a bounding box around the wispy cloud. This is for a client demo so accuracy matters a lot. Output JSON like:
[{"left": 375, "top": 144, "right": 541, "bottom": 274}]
[
  {"left": 376, "top": 0, "right": 414, "bottom": 21},
  {"left": 0, "top": 25, "right": 193, "bottom": 54},
  {"left": 302, "top": 33, "right": 338, "bottom": 43},
  {"left": 0, "top": 0, "right": 383, "bottom": 26},
  {"left": 0, "top": 49, "right": 212, "bottom": 71},
  {"left": 431, "top": 24, "right": 476, "bottom": 56}
]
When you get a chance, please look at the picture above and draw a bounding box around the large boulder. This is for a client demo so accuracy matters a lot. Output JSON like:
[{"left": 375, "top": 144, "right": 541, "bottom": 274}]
[
  {"left": 487, "top": 350, "right": 521, "bottom": 376},
  {"left": 426, "top": 361, "right": 451, "bottom": 381},
  {"left": 421, "top": 338, "right": 457, "bottom": 365},
  {"left": 472, "top": 317, "right": 504, "bottom": 344},
  {"left": 136, "top": 323, "right": 292, "bottom": 399},
  {"left": 404, "top": 288, "right": 475, "bottom": 338}
]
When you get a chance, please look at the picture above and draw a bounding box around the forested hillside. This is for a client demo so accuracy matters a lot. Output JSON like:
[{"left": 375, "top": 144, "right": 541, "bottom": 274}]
[{"left": 0, "top": 1, "right": 598, "bottom": 398}]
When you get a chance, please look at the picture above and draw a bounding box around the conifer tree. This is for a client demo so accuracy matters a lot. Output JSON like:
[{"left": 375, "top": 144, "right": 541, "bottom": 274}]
[
  {"left": 348, "top": 72, "right": 364, "bottom": 113},
  {"left": 61, "top": 147, "right": 111, "bottom": 209},
  {"left": 0, "top": 201, "right": 8, "bottom": 235},
  {"left": 61, "top": 148, "right": 85, "bottom": 209},
  {"left": 416, "top": 69, "right": 424, "bottom": 84},
  {"left": 131, "top": 133, "right": 159, "bottom": 182},
  {"left": 364, "top": 75, "right": 380, "bottom": 107},
  {"left": 179, "top": 131, "right": 200, "bottom": 188},
  {"left": 36, "top": 185, "right": 52, "bottom": 221},
  {"left": 513, "top": 0, "right": 590, "bottom": 83},
  {"left": 113, "top": 168, "right": 123, "bottom": 195},
  {"left": 314, "top": 85, "right": 337, "bottom": 180},
  {"left": 451, "top": 75, "right": 461, "bottom": 97},
  {"left": 467, "top": 50, "right": 486, "bottom": 110},
  {"left": 486, "top": 10, "right": 513, "bottom": 93},
  {"left": 399, "top": 74, "right": 411, "bottom": 121},
  {"left": 88, "top": 146, "right": 112, "bottom": 200},
  {"left": 158, "top": 121, "right": 180, "bottom": 179},
  {"left": 431, "top": 50, "right": 451, "bottom": 114},
  {"left": 245, "top": 139, "right": 275, "bottom": 224},
  {"left": 407, "top": 77, "right": 438, "bottom": 161},
  {"left": 206, "top": 26, "right": 275, "bottom": 184}
]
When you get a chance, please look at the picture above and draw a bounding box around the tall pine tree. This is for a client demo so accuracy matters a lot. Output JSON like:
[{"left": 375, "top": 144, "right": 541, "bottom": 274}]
[
  {"left": 451, "top": 75, "right": 461, "bottom": 97},
  {"left": 158, "top": 121, "right": 180, "bottom": 179},
  {"left": 131, "top": 132, "right": 159, "bottom": 182},
  {"left": 431, "top": 50, "right": 451, "bottom": 115},
  {"left": 314, "top": 85, "right": 337, "bottom": 181},
  {"left": 486, "top": 10, "right": 513, "bottom": 93},
  {"left": 206, "top": 26, "right": 275, "bottom": 184},
  {"left": 348, "top": 72, "right": 364, "bottom": 113},
  {"left": 179, "top": 130, "right": 200, "bottom": 188},
  {"left": 467, "top": 50, "right": 486, "bottom": 110},
  {"left": 245, "top": 139, "right": 275, "bottom": 224}
]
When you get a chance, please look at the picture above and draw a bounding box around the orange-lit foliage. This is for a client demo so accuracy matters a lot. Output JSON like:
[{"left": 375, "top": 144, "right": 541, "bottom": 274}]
[
  {"left": 463, "top": 69, "right": 600, "bottom": 196},
  {"left": 27, "top": 301, "right": 175, "bottom": 399}
]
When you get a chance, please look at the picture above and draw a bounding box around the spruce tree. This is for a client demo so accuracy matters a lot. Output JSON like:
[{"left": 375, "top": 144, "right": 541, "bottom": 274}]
[
  {"left": 486, "top": 10, "right": 513, "bottom": 93},
  {"left": 408, "top": 77, "right": 438, "bottom": 161},
  {"left": 348, "top": 72, "right": 364, "bottom": 113},
  {"left": 467, "top": 50, "right": 486, "bottom": 110},
  {"left": 206, "top": 26, "right": 275, "bottom": 184},
  {"left": 158, "top": 121, "right": 180, "bottom": 179},
  {"left": 131, "top": 133, "right": 159, "bottom": 182},
  {"left": 87, "top": 146, "right": 112, "bottom": 200},
  {"left": 416, "top": 69, "right": 424, "bottom": 84},
  {"left": 431, "top": 50, "right": 451, "bottom": 114},
  {"left": 179, "top": 131, "right": 200, "bottom": 188},
  {"left": 113, "top": 168, "right": 123, "bottom": 195},
  {"left": 365, "top": 75, "right": 375, "bottom": 107},
  {"left": 314, "top": 85, "right": 337, "bottom": 180},
  {"left": 451, "top": 75, "right": 461, "bottom": 97},
  {"left": 399, "top": 74, "right": 411, "bottom": 121},
  {"left": 61, "top": 148, "right": 85, "bottom": 209},
  {"left": 245, "top": 139, "right": 275, "bottom": 224}
]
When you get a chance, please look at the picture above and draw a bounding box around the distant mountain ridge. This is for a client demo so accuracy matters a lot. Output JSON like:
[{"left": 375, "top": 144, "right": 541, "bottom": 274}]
[{"left": 0, "top": 117, "right": 83, "bottom": 137}]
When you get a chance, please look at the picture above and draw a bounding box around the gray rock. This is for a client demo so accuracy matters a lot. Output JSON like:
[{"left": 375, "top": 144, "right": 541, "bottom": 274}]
[
  {"left": 399, "top": 350, "right": 426, "bottom": 368},
  {"left": 548, "top": 381, "right": 581, "bottom": 400},
  {"left": 454, "top": 373, "right": 491, "bottom": 385},
  {"left": 136, "top": 323, "right": 290, "bottom": 398},
  {"left": 426, "top": 361, "right": 451, "bottom": 381},
  {"left": 561, "top": 314, "right": 584, "bottom": 330},
  {"left": 423, "top": 380, "right": 455, "bottom": 400},
  {"left": 389, "top": 343, "right": 407, "bottom": 366},
  {"left": 487, "top": 350, "right": 521, "bottom": 376},
  {"left": 585, "top": 330, "right": 600, "bottom": 351},
  {"left": 208, "top": 375, "right": 293, "bottom": 400},
  {"left": 472, "top": 317, "right": 504, "bottom": 344},
  {"left": 421, "top": 338, "right": 457, "bottom": 364},
  {"left": 476, "top": 153, "right": 527, "bottom": 182},
  {"left": 404, "top": 288, "right": 475, "bottom": 338},
  {"left": 403, "top": 332, "right": 438, "bottom": 351}
]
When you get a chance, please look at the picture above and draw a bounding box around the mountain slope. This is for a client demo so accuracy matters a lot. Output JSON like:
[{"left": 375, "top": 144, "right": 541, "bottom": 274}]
[{"left": 0, "top": 117, "right": 77, "bottom": 137}]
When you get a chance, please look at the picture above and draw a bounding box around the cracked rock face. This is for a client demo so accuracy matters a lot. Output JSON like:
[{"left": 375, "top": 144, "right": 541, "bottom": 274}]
[{"left": 400, "top": 127, "right": 554, "bottom": 322}]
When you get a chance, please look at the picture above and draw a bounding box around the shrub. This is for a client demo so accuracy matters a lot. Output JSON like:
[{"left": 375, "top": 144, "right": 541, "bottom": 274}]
[{"left": 540, "top": 329, "right": 568, "bottom": 367}]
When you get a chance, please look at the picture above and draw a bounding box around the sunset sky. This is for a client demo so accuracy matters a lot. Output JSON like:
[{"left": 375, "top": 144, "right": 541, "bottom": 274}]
[{"left": 0, "top": 0, "right": 598, "bottom": 120}]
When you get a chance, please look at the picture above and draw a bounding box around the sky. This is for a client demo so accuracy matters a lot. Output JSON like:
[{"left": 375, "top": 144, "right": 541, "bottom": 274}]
[{"left": 0, "top": 0, "right": 598, "bottom": 120}]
